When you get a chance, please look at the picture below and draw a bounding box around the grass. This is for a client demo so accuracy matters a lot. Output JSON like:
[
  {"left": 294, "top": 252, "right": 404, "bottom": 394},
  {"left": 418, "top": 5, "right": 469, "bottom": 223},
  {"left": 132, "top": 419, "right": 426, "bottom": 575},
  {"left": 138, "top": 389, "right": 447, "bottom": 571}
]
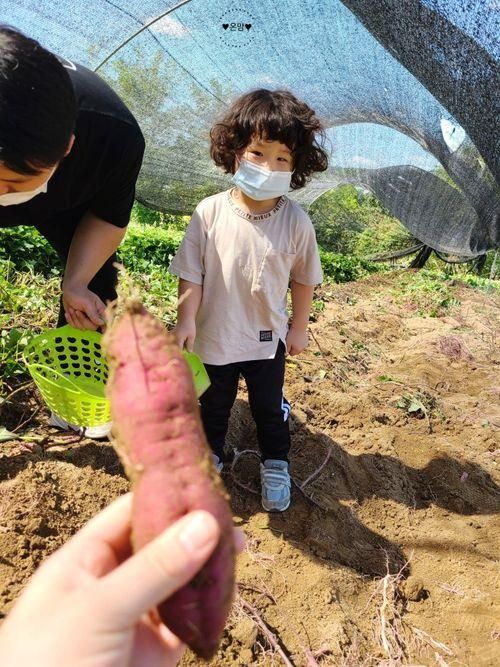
[{"left": 383, "top": 269, "right": 497, "bottom": 318}]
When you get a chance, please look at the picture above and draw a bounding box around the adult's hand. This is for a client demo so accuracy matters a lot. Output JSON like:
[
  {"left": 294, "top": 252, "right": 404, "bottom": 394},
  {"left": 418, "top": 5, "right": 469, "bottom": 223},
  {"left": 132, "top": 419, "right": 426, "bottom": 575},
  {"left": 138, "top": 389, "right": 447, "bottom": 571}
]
[
  {"left": 0, "top": 494, "right": 232, "bottom": 667},
  {"left": 62, "top": 280, "right": 106, "bottom": 330}
]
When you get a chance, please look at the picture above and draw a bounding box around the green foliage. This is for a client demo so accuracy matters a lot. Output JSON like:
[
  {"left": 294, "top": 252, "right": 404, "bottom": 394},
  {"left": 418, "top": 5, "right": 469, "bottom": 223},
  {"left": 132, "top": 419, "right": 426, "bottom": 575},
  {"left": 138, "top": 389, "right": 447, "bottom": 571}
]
[
  {"left": 319, "top": 248, "right": 378, "bottom": 283},
  {"left": 0, "top": 261, "right": 17, "bottom": 315},
  {"left": 117, "top": 224, "right": 185, "bottom": 323},
  {"left": 310, "top": 185, "right": 365, "bottom": 253},
  {"left": 390, "top": 269, "right": 463, "bottom": 317},
  {"left": 118, "top": 223, "right": 184, "bottom": 273},
  {"left": 0, "top": 259, "right": 60, "bottom": 330},
  {"left": 0, "top": 327, "right": 30, "bottom": 383},
  {"left": 396, "top": 394, "right": 426, "bottom": 414},
  {"left": 155, "top": 181, "right": 222, "bottom": 216},
  {"left": 447, "top": 273, "right": 499, "bottom": 293},
  {"left": 131, "top": 202, "right": 189, "bottom": 231},
  {"left": 310, "top": 185, "right": 411, "bottom": 258},
  {"left": 377, "top": 374, "right": 397, "bottom": 383},
  {"left": 0, "top": 227, "right": 61, "bottom": 276},
  {"left": 130, "top": 269, "right": 180, "bottom": 325},
  {"left": 353, "top": 215, "right": 415, "bottom": 258}
]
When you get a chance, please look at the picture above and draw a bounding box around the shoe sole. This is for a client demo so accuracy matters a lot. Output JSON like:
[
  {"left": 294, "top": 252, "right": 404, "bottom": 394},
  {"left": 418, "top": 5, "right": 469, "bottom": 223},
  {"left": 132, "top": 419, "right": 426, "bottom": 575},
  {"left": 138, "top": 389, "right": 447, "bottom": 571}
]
[
  {"left": 49, "top": 414, "right": 111, "bottom": 440},
  {"left": 261, "top": 499, "right": 291, "bottom": 512}
]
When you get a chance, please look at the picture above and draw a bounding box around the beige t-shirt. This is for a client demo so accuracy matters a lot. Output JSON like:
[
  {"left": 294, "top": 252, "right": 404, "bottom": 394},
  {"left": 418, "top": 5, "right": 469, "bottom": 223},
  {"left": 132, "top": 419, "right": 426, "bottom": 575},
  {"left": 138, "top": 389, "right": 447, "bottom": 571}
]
[{"left": 169, "top": 189, "right": 323, "bottom": 365}]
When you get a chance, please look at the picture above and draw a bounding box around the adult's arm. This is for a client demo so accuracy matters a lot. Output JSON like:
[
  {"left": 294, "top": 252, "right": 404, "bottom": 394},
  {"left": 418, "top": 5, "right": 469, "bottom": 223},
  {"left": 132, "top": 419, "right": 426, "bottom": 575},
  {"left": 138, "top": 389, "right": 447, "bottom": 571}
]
[
  {"left": 64, "top": 124, "right": 145, "bottom": 329},
  {"left": 62, "top": 212, "right": 127, "bottom": 329},
  {"left": 0, "top": 494, "right": 244, "bottom": 667}
]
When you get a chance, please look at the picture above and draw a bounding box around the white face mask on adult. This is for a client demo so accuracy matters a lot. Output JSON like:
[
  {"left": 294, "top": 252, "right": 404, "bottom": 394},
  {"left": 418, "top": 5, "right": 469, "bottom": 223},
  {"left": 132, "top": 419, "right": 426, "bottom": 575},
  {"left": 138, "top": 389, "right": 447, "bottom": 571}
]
[
  {"left": 0, "top": 166, "right": 56, "bottom": 207},
  {"left": 231, "top": 158, "right": 292, "bottom": 201}
]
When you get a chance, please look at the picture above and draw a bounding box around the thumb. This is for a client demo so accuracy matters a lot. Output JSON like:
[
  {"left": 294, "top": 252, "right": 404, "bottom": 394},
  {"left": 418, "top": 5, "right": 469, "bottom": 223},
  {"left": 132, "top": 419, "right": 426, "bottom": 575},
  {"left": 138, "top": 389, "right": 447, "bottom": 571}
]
[
  {"left": 94, "top": 296, "right": 107, "bottom": 318},
  {"left": 174, "top": 330, "right": 186, "bottom": 349},
  {"left": 95, "top": 511, "right": 220, "bottom": 627},
  {"left": 185, "top": 334, "right": 194, "bottom": 353},
  {"left": 82, "top": 296, "right": 104, "bottom": 327}
]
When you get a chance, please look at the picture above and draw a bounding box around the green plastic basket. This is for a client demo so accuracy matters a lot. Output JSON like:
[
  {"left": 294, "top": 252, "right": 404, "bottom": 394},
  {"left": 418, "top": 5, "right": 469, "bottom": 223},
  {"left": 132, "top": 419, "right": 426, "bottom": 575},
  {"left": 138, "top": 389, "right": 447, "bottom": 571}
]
[
  {"left": 183, "top": 351, "right": 211, "bottom": 398},
  {"left": 23, "top": 325, "right": 211, "bottom": 428},
  {"left": 23, "top": 325, "right": 110, "bottom": 427}
]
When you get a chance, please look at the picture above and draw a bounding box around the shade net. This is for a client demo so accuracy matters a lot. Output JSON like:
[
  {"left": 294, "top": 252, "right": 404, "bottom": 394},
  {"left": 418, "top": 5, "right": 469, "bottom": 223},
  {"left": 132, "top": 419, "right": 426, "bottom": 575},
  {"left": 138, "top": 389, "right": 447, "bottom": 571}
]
[{"left": 2, "top": 0, "right": 499, "bottom": 256}]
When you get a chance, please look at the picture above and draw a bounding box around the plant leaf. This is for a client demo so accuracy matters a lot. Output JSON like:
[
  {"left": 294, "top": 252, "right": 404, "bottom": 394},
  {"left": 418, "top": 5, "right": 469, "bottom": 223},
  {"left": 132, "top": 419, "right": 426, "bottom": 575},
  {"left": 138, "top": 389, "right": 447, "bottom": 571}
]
[{"left": 0, "top": 426, "right": 18, "bottom": 442}]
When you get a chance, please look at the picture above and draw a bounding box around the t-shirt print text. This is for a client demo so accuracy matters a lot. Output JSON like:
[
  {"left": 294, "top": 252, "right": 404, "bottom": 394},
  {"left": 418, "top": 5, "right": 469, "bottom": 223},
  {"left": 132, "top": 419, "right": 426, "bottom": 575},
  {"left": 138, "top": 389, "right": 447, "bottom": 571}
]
[{"left": 259, "top": 330, "right": 273, "bottom": 342}]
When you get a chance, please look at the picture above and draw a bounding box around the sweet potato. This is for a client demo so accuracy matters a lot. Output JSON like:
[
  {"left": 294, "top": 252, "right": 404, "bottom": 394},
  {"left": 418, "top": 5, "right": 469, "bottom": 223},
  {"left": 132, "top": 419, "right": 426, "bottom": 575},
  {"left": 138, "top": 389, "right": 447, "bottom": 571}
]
[{"left": 103, "top": 300, "right": 235, "bottom": 660}]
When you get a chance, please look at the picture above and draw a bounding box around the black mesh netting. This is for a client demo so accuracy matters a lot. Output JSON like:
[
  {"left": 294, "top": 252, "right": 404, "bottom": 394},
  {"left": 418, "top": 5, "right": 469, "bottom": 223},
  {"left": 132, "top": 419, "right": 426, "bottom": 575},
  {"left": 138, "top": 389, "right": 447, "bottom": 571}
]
[{"left": 3, "top": 0, "right": 499, "bottom": 256}]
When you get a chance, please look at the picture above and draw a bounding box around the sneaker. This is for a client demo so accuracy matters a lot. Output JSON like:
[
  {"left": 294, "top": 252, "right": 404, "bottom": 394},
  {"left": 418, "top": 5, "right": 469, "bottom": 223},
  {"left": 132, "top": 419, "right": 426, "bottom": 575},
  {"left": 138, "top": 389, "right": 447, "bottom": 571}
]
[
  {"left": 260, "top": 459, "right": 291, "bottom": 512},
  {"left": 212, "top": 454, "right": 224, "bottom": 473},
  {"left": 49, "top": 412, "right": 112, "bottom": 440}
]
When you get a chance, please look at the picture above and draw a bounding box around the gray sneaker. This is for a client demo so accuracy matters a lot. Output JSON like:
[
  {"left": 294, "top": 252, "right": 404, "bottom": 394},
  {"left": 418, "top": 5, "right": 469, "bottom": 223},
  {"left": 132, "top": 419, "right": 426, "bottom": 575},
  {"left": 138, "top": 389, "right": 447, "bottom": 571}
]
[
  {"left": 260, "top": 459, "right": 291, "bottom": 512},
  {"left": 212, "top": 454, "right": 223, "bottom": 473},
  {"left": 49, "top": 412, "right": 112, "bottom": 440}
]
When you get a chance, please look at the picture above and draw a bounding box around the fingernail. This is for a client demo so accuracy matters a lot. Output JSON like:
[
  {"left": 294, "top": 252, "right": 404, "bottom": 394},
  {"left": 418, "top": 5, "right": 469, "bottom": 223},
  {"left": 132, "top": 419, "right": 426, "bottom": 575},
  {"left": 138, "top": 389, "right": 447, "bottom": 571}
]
[{"left": 179, "top": 512, "right": 217, "bottom": 554}]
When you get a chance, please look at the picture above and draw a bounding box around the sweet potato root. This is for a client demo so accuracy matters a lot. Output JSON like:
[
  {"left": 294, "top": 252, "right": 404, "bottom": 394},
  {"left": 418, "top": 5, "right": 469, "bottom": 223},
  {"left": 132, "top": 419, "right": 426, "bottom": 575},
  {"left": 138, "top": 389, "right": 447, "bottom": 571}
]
[{"left": 103, "top": 299, "right": 235, "bottom": 659}]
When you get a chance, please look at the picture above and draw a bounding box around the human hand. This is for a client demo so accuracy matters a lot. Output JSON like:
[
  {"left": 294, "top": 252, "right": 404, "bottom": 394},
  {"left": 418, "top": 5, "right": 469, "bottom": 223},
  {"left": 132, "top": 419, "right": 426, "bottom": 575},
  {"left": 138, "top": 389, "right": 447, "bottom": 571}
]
[
  {"left": 62, "top": 280, "right": 106, "bottom": 330},
  {"left": 286, "top": 325, "right": 309, "bottom": 356},
  {"left": 174, "top": 319, "right": 196, "bottom": 352},
  {"left": 0, "top": 494, "right": 237, "bottom": 667}
]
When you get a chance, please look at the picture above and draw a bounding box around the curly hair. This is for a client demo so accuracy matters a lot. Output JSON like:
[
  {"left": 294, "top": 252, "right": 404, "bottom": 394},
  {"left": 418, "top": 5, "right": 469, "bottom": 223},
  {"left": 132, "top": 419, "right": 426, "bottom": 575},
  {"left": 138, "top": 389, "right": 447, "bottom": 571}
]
[{"left": 210, "top": 89, "right": 328, "bottom": 189}]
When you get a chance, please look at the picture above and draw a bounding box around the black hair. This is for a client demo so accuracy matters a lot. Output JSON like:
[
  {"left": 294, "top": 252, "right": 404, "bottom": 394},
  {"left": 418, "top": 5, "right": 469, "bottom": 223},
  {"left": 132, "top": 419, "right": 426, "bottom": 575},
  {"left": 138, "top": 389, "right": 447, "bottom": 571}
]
[
  {"left": 0, "top": 26, "right": 77, "bottom": 175},
  {"left": 210, "top": 88, "right": 328, "bottom": 189}
]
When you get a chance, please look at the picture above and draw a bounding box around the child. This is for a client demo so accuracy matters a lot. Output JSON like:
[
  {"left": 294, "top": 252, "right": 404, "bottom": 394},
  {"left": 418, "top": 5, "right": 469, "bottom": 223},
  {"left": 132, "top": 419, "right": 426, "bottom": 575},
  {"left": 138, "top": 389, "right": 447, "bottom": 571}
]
[{"left": 169, "top": 89, "right": 328, "bottom": 512}]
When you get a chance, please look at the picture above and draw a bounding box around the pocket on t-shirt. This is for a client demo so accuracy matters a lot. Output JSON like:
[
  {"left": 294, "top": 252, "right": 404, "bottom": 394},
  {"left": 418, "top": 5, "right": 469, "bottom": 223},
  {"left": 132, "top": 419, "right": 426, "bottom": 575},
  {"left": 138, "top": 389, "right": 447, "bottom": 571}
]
[{"left": 257, "top": 248, "right": 296, "bottom": 299}]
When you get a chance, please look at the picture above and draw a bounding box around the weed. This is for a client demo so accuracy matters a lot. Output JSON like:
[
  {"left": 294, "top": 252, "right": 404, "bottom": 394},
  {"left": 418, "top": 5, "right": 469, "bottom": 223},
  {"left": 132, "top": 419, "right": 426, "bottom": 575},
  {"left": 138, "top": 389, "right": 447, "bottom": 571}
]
[
  {"left": 395, "top": 391, "right": 437, "bottom": 433},
  {"left": 0, "top": 329, "right": 30, "bottom": 385}
]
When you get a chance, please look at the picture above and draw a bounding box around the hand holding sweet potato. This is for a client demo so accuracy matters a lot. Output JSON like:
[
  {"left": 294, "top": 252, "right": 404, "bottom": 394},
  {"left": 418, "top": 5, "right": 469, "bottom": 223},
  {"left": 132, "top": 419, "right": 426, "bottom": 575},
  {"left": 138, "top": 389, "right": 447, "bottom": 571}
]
[{"left": 104, "top": 300, "right": 235, "bottom": 659}]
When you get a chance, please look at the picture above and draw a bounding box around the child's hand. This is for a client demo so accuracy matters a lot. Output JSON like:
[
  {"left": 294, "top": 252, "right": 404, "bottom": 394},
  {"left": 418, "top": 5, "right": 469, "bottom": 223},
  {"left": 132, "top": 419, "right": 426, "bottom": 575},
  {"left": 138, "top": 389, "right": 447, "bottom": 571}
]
[
  {"left": 174, "top": 320, "right": 196, "bottom": 352},
  {"left": 286, "top": 325, "right": 309, "bottom": 356}
]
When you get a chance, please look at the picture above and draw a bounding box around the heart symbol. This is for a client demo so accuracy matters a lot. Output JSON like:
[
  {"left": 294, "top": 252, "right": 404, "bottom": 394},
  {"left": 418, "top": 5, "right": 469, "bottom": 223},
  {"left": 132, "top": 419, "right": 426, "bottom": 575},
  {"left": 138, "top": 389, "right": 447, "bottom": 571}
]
[
  {"left": 245, "top": 23, "right": 252, "bottom": 30},
  {"left": 222, "top": 23, "right": 229, "bottom": 29}
]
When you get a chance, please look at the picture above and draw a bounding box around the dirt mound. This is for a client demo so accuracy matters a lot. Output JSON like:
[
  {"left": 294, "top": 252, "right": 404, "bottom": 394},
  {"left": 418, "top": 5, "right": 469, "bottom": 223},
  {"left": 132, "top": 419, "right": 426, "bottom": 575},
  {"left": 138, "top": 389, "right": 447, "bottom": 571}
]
[{"left": 1, "top": 272, "right": 499, "bottom": 665}]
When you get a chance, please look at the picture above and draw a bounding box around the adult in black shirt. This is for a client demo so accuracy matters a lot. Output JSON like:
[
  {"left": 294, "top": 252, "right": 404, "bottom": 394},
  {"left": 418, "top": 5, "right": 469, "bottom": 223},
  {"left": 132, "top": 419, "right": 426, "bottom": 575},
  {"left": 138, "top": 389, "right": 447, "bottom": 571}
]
[{"left": 0, "top": 26, "right": 145, "bottom": 329}]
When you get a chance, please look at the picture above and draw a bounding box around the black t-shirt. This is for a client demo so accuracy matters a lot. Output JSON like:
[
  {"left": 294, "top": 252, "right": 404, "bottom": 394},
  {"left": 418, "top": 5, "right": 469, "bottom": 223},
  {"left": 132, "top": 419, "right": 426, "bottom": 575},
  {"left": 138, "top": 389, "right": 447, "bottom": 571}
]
[{"left": 0, "top": 60, "right": 145, "bottom": 229}]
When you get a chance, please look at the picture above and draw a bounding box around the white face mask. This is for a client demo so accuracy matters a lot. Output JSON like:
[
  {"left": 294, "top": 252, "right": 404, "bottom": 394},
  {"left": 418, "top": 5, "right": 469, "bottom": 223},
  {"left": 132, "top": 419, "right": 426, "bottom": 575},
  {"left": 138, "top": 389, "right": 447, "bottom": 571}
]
[
  {"left": 0, "top": 166, "right": 56, "bottom": 207},
  {"left": 231, "top": 158, "right": 292, "bottom": 201}
]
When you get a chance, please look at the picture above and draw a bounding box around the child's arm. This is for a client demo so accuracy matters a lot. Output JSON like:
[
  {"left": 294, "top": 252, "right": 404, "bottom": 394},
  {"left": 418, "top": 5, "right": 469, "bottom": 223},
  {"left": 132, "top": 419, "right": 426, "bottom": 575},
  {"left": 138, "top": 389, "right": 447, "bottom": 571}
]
[
  {"left": 174, "top": 279, "right": 203, "bottom": 352},
  {"left": 168, "top": 207, "right": 206, "bottom": 351},
  {"left": 287, "top": 280, "right": 315, "bottom": 355}
]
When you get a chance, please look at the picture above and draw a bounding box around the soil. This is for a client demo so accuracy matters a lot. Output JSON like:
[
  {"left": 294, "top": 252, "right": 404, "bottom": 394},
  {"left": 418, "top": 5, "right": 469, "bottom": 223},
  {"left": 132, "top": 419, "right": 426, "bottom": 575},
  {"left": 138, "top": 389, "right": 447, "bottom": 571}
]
[{"left": 1, "top": 272, "right": 499, "bottom": 666}]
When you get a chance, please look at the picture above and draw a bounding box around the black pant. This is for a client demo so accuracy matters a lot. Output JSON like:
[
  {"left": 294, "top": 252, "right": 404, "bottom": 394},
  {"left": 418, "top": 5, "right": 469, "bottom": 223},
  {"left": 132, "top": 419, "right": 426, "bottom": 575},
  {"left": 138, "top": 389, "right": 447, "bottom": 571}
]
[
  {"left": 35, "top": 205, "right": 118, "bottom": 327},
  {"left": 200, "top": 340, "right": 291, "bottom": 462}
]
